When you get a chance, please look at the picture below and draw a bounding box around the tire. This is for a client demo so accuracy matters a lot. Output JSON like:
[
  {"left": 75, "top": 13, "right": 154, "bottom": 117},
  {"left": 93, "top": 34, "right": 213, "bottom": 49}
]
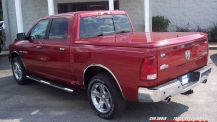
[
  {"left": 12, "top": 57, "right": 29, "bottom": 85},
  {"left": 87, "top": 73, "right": 126, "bottom": 119}
]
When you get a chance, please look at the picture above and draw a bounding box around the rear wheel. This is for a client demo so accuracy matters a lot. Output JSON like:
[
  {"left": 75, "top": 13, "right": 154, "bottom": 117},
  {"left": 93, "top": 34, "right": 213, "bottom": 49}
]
[
  {"left": 87, "top": 73, "right": 126, "bottom": 119},
  {"left": 12, "top": 57, "right": 29, "bottom": 85}
]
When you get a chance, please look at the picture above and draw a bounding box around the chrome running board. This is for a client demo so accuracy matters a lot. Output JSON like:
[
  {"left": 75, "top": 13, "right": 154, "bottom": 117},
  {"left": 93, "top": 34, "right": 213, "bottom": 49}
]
[{"left": 26, "top": 75, "right": 74, "bottom": 93}]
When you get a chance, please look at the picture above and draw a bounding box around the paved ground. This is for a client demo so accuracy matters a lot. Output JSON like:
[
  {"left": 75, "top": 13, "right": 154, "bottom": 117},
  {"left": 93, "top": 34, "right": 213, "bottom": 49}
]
[{"left": 0, "top": 51, "right": 216, "bottom": 122}]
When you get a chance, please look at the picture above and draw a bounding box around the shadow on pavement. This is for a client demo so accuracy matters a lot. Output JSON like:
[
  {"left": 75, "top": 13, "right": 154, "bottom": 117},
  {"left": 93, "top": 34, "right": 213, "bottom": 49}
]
[
  {"left": 210, "top": 54, "right": 217, "bottom": 66},
  {"left": 0, "top": 75, "right": 189, "bottom": 121}
]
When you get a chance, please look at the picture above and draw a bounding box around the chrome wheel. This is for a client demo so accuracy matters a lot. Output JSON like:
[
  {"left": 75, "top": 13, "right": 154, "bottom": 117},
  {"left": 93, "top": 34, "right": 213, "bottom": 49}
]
[
  {"left": 91, "top": 83, "right": 112, "bottom": 113},
  {"left": 13, "top": 62, "right": 23, "bottom": 81},
  {"left": 88, "top": 74, "right": 127, "bottom": 119}
]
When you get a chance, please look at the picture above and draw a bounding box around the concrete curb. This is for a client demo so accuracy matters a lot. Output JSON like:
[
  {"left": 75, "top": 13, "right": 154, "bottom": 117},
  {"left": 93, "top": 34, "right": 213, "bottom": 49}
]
[
  {"left": 209, "top": 42, "right": 217, "bottom": 50},
  {"left": 0, "top": 51, "right": 9, "bottom": 57},
  {"left": 209, "top": 47, "right": 217, "bottom": 50}
]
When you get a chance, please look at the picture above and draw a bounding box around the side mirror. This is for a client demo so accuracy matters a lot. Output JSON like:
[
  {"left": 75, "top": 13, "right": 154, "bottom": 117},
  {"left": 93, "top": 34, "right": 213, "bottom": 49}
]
[{"left": 17, "top": 33, "right": 26, "bottom": 40}]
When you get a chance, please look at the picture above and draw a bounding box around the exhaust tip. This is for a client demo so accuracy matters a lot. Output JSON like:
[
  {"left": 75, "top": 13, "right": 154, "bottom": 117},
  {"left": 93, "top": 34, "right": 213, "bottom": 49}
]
[
  {"left": 202, "top": 79, "right": 207, "bottom": 84},
  {"left": 163, "top": 96, "right": 171, "bottom": 104}
]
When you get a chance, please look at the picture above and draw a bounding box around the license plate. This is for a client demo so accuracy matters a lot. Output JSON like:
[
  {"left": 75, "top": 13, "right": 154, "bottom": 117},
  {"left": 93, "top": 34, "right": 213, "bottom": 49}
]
[{"left": 180, "top": 74, "right": 190, "bottom": 86}]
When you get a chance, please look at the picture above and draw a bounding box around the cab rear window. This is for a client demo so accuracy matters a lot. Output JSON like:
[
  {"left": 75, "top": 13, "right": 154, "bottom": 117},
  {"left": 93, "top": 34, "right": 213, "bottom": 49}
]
[{"left": 80, "top": 14, "right": 132, "bottom": 39}]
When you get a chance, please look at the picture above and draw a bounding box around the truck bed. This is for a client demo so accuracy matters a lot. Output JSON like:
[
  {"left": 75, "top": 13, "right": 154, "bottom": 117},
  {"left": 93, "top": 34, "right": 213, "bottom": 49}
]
[{"left": 76, "top": 32, "right": 208, "bottom": 87}]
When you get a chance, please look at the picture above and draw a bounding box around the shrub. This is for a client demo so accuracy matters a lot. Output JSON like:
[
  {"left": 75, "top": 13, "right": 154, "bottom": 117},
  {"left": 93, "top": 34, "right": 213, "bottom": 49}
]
[
  {"left": 208, "top": 23, "right": 217, "bottom": 41},
  {"left": 195, "top": 25, "right": 204, "bottom": 32},
  {"left": 152, "top": 16, "right": 170, "bottom": 32},
  {"left": 175, "top": 23, "right": 192, "bottom": 32},
  {"left": 175, "top": 23, "right": 208, "bottom": 33}
]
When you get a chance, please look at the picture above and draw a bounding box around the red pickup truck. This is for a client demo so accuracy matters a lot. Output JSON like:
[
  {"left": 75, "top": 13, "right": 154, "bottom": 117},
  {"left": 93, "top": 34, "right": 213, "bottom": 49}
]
[{"left": 9, "top": 10, "right": 211, "bottom": 119}]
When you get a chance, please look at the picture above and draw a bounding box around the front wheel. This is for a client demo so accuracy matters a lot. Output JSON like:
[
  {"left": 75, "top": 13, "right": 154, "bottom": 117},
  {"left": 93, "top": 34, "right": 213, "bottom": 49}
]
[
  {"left": 12, "top": 57, "right": 29, "bottom": 85},
  {"left": 87, "top": 73, "right": 126, "bottom": 119}
]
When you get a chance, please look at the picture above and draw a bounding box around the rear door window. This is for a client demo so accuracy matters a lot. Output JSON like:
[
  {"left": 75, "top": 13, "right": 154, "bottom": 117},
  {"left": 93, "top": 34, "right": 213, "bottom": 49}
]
[
  {"left": 113, "top": 15, "right": 132, "bottom": 33},
  {"left": 48, "top": 18, "right": 68, "bottom": 40},
  {"left": 80, "top": 16, "right": 115, "bottom": 39},
  {"left": 80, "top": 14, "right": 132, "bottom": 39}
]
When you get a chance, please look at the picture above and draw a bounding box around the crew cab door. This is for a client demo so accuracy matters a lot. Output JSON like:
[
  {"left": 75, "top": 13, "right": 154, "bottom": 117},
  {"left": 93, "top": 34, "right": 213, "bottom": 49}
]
[
  {"left": 21, "top": 19, "right": 50, "bottom": 74},
  {"left": 43, "top": 18, "right": 72, "bottom": 83}
]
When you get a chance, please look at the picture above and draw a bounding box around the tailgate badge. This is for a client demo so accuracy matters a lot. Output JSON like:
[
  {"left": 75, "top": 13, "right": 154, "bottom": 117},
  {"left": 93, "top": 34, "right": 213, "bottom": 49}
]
[
  {"left": 185, "top": 50, "right": 191, "bottom": 60},
  {"left": 181, "top": 45, "right": 185, "bottom": 48},
  {"left": 160, "top": 64, "right": 169, "bottom": 70},
  {"left": 160, "top": 53, "right": 166, "bottom": 58}
]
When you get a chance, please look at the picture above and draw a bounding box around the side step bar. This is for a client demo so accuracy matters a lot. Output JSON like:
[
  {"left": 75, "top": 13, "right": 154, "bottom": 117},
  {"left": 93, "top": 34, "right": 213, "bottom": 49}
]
[{"left": 26, "top": 76, "right": 74, "bottom": 93}]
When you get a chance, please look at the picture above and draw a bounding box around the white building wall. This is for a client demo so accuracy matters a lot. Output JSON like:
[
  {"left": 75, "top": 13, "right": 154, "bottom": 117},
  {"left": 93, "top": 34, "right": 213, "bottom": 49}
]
[
  {"left": 119, "top": 0, "right": 145, "bottom": 31},
  {"left": 53, "top": 0, "right": 145, "bottom": 31},
  {"left": 21, "top": 0, "right": 48, "bottom": 33},
  {"left": 45, "top": 0, "right": 146, "bottom": 31},
  {"left": 2, "top": 0, "right": 17, "bottom": 47},
  {"left": 2, "top": 0, "right": 217, "bottom": 46},
  {"left": 152, "top": 0, "right": 217, "bottom": 31},
  {"left": 2, "top": 0, "right": 48, "bottom": 46}
]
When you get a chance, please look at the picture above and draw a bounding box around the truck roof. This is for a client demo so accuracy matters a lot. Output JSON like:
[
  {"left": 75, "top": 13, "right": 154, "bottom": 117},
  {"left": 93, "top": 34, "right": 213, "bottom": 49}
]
[{"left": 41, "top": 10, "right": 127, "bottom": 19}]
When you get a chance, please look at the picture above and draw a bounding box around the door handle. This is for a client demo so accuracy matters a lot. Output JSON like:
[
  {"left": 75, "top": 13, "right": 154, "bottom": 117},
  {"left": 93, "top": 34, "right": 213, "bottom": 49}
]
[
  {"left": 36, "top": 46, "right": 41, "bottom": 49},
  {"left": 59, "top": 48, "right": 65, "bottom": 51}
]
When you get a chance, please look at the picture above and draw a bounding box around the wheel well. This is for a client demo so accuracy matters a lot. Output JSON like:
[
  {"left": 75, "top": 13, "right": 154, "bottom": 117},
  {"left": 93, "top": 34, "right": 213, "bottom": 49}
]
[
  {"left": 84, "top": 66, "right": 108, "bottom": 88},
  {"left": 11, "top": 52, "right": 19, "bottom": 63},
  {"left": 83, "top": 65, "right": 125, "bottom": 99}
]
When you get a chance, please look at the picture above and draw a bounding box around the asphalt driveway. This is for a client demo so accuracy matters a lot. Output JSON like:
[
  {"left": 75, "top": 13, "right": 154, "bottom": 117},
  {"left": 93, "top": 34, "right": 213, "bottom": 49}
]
[{"left": 0, "top": 50, "right": 216, "bottom": 122}]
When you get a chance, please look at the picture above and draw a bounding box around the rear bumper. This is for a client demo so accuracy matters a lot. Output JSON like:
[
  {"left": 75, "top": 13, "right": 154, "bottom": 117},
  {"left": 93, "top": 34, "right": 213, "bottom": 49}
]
[{"left": 138, "top": 65, "right": 212, "bottom": 102}]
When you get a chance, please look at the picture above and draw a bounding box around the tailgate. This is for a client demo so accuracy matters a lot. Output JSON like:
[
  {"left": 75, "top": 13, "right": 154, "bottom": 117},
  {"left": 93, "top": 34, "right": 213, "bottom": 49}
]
[{"left": 157, "top": 34, "right": 208, "bottom": 85}]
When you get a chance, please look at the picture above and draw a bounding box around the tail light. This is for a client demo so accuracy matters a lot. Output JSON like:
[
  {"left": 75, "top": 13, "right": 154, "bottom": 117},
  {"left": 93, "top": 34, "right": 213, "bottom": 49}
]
[
  {"left": 98, "top": 11, "right": 111, "bottom": 15},
  {"left": 140, "top": 56, "right": 157, "bottom": 80}
]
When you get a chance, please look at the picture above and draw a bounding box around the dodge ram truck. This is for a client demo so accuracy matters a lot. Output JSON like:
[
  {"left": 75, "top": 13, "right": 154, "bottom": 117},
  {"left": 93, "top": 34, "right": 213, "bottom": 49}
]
[{"left": 9, "top": 10, "right": 212, "bottom": 119}]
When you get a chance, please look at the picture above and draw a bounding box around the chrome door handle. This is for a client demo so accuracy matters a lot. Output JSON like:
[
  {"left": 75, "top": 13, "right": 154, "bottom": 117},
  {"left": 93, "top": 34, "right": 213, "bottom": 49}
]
[
  {"left": 36, "top": 46, "right": 41, "bottom": 49},
  {"left": 59, "top": 48, "right": 65, "bottom": 51}
]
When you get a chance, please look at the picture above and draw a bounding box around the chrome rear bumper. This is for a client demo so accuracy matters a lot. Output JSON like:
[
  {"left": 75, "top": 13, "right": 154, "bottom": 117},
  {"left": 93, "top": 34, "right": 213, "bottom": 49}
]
[{"left": 138, "top": 65, "right": 212, "bottom": 102}]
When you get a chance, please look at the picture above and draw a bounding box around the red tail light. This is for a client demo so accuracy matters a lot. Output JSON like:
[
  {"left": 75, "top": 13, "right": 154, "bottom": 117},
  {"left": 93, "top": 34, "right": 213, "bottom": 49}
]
[
  {"left": 140, "top": 56, "right": 157, "bottom": 80},
  {"left": 98, "top": 11, "right": 111, "bottom": 15}
]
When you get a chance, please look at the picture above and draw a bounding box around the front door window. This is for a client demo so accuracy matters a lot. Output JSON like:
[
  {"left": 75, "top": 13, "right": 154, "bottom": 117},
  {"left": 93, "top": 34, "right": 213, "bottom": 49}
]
[{"left": 30, "top": 19, "right": 49, "bottom": 40}]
